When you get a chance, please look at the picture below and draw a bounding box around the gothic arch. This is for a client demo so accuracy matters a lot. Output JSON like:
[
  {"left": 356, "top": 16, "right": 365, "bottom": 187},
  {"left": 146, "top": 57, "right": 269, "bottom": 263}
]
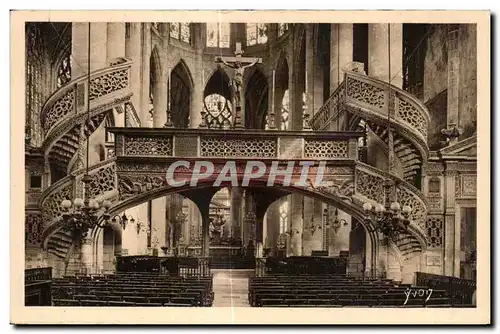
[
  {"left": 150, "top": 46, "right": 163, "bottom": 85},
  {"left": 170, "top": 59, "right": 194, "bottom": 128},
  {"left": 244, "top": 67, "right": 268, "bottom": 129},
  {"left": 204, "top": 67, "right": 233, "bottom": 100}
]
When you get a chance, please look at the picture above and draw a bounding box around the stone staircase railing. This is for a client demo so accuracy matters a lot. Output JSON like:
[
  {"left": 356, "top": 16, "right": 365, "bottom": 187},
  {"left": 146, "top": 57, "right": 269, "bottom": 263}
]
[
  {"left": 40, "top": 59, "right": 133, "bottom": 169},
  {"left": 353, "top": 162, "right": 428, "bottom": 255},
  {"left": 40, "top": 158, "right": 118, "bottom": 251}
]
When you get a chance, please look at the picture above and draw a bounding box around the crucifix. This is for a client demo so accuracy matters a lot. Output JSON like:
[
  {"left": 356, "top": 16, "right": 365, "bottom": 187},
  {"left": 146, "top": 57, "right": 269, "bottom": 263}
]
[{"left": 215, "top": 42, "right": 262, "bottom": 128}]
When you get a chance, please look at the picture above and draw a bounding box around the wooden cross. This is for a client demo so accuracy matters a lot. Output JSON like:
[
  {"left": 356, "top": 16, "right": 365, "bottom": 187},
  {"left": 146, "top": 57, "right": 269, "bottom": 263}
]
[{"left": 215, "top": 42, "right": 262, "bottom": 128}]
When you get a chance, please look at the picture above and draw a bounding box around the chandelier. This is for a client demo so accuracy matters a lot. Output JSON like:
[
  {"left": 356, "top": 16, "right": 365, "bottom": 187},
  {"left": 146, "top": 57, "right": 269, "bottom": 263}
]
[
  {"left": 323, "top": 207, "right": 348, "bottom": 234},
  {"left": 304, "top": 215, "right": 322, "bottom": 235},
  {"left": 363, "top": 179, "right": 412, "bottom": 240}
]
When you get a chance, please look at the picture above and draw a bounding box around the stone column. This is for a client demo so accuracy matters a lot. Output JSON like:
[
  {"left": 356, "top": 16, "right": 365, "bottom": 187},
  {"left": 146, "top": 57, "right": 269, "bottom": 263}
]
[
  {"left": 106, "top": 23, "right": 126, "bottom": 128},
  {"left": 151, "top": 78, "right": 167, "bottom": 255},
  {"left": 140, "top": 23, "right": 152, "bottom": 127},
  {"left": 265, "top": 201, "right": 280, "bottom": 253},
  {"left": 229, "top": 187, "right": 243, "bottom": 241},
  {"left": 80, "top": 236, "right": 94, "bottom": 275},
  {"left": 446, "top": 25, "right": 461, "bottom": 145},
  {"left": 201, "top": 207, "right": 210, "bottom": 258},
  {"left": 368, "top": 23, "right": 403, "bottom": 88},
  {"left": 305, "top": 24, "right": 314, "bottom": 119},
  {"left": 288, "top": 38, "right": 305, "bottom": 256},
  {"left": 190, "top": 52, "right": 204, "bottom": 128},
  {"left": 365, "top": 229, "right": 373, "bottom": 277},
  {"left": 106, "top": 23, "right": 126, "bottom": 63},
  {"left": 330, "top": 24, "right": 354, "bottom": 92},
  {"left": 289, "top": 194, "right": 303, "bottom": 256},
  {"left": 71, "top": 22, "right": 108, "bottom": 78},
  {"left": 443, "top": 165, "right": 458, "bottom": 276},
  {"left": 125, "top": 23, "right": 142, "bottom": 117}
]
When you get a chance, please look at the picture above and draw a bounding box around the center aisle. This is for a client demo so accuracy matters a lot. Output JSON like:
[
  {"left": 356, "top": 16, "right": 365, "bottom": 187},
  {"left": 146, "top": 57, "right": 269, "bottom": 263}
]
[{"left": 212, "top": 269, "right": 253, "bottom": 307}]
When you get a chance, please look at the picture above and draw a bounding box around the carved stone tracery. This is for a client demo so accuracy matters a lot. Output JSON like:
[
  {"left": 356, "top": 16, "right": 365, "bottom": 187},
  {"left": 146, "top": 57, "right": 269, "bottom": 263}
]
[
  {"left": 346, "top": 77, "right": 385, "bottom": 109},
  {"left": 89, "top": 69, "right": 129, "bottom": 100},
  {"left": 395, "top": 96, "right": 428, "bottom": 139},
  {"left": 304, "top": 140, "right": 348, "bottom": 158},
  {"left": 124, "top": 136, "right": 173, "bottom": 156},
  {"left": 200, "top": 137, "right": 276, "bottom": 158},
  {"left": 43, "top": 88, "right": 75, "bottom": 132}
]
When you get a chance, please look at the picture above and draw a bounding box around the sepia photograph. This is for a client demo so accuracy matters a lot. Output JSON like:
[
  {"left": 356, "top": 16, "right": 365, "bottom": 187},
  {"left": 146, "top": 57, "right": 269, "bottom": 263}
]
[{"left": 11, "top": 10, "right": 490, "bottom": 325}]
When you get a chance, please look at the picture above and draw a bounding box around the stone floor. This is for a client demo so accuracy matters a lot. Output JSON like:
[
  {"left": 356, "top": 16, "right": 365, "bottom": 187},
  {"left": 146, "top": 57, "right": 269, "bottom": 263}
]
[{"left": 212, "top": 269, "right": 253, "bottom": 307}]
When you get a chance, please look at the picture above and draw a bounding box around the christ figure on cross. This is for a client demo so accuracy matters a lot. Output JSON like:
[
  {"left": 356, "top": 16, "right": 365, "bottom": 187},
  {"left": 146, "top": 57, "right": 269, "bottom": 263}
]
[{"left": 215, "top": 42, "right": 262, "bottom": 111}]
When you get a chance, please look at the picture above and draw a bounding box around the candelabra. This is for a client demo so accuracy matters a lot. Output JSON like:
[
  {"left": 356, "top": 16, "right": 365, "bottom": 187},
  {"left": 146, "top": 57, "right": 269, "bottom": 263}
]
[
  {"left": 60, "top": 175, "right": 111, "bottom": 240},
  {"left": 323, "top": 208, "right": 348, "bottom": 234},
  {"left": 363, "top": 179, "right": 412, "bottom": 240},
  {"left": 103, "top": 212, "right": 135, "bottom": 231},
  {"left": 304, "top": 216, "right": 322, "bottom": 235}
]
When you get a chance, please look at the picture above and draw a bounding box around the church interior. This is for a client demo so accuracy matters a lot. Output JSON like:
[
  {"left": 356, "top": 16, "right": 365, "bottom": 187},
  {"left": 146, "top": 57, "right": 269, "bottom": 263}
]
[{"left": 24, "top": 22, "right": 477, "bottom": 308}]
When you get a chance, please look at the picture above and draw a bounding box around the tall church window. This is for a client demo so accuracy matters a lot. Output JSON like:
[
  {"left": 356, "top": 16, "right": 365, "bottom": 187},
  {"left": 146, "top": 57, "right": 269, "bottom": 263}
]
[
  {"left": 280, "top": 89, "right": 290, "bottom": 130},
  {"left": 25, "top": 24, "right": 45, "bottom": 147},
  {"left": 279, "top": 199, "right": 289, "bottom": 234},
  {"left": 204, "top": 93, "right": 232, "bottom": 129},
  {"left": 56, "top": 50, "right": 71, "bottom": 88},
  {"left": 246, "top": 23, "right": 268, "bottom": 46},
  {"left": 170, "top": 23, "right": 191, "bottom": 43},
  {"left": 206, "top": 23, "right": 230, "bottom": 48},
  {"left": 278, "top": 23, "right": 289, "bottom": 37}
]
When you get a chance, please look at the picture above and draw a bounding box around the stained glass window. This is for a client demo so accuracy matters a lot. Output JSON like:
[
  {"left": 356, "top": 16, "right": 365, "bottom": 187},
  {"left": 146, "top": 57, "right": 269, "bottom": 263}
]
[
  {"left": 206, "top": 23, "right": 230, "bottom": 48},
  {"left": 246, "top": 23, "right": 268, "bottom": 46},
  {"left": 279, "top": 199, "right": 289, "bottom": 234},
  {"left": 25, "top": 24, "right": 45, "bottom": 147},
  {"left": 280, "top": 89, "right": 289, "bottom": 130},
  {"left": 170, "top": 23, "right": 191, "bottom": 44},
  {"left": 204, "top": 93, "right": 232, "bottom": 129},
  {"left": 278, "top": 23, "right": 289, "bottom": 37},
  {"left": 56, "top": 51, "right": 71, "bottom": 88}
]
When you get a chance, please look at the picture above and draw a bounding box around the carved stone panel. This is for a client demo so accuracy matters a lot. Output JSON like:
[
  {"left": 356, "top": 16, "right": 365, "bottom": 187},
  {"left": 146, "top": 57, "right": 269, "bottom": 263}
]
[
  {"left": 118, "top": 174, "right": 166, "bottom": 201},
  {"left": 89, "top": 69, "right": 129, "bottom": 100},
  {"left": 124, "top": 135, "right": 173, "bottom": 156},
  {"left": 174, "top": 135, "right": 199, "bottom": 157},
  {"left": 426, "top": 254, "right": 442, "bottom": 267},
  {"left": 355, "top": 168, "right": 385, "bottom": 204},
  {"left": 346, "top": 77, "right": 385, "bottom": 110},
  {"left": 25, "top": 212, "right": 43, "bottom": 245},
  {"left": 43, "top": 87, "right": 75, "bottom": 132},
  {"left": 455, "top": 174, "right": 477, "bottom": 198},
  {"left": 279, "top": 138, "right": 303, "bottom": 159},
  {"left": 86, "top": 164, "right": 117, "bottom": 200},
  {"left": 200, "top": 137, "right": 277, "bottom": 158},
  {"left": 395, "top": 96, "right": 428, "bottom": 139},
  {"left": 304, "top": 139, "right": 348, "bottom": 158},
  {"left": 426, "top": 216, "right": 444, "bottom": 248}
]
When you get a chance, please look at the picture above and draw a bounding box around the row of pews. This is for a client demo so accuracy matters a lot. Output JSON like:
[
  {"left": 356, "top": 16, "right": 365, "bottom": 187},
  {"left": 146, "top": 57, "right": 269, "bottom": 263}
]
[
  {"left": 52, "top": 272, "right": 214, "bottom": 307},
  {"left": 248, "top": 274, "right": 469, "bottom": 307}
]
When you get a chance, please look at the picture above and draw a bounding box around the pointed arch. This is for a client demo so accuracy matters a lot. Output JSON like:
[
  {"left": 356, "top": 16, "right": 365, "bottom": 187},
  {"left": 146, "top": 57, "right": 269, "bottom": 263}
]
[
  {"left": 150, "top": 45, "right": 163, "bottom": 86},
  {"left": 170, "top": 59, "right": 194, "bottom": 128},
  {"left": 204, "top": 67, "right": 232, "bottom": 100},
  {"left": 203, "top": 68, "right": 234, "bottom": 129},
  {"left": 244, "top": 67, "right": 268, "bottom": 129}
]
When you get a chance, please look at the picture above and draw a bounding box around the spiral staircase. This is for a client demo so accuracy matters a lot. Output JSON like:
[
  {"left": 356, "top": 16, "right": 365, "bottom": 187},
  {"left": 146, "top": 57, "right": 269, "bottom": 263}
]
[
  {"left": 311, "top": 70, "right": 430, "bottom": 262},
  {"left": 37, "top": 59, "right": 134, "bottom": 261}
]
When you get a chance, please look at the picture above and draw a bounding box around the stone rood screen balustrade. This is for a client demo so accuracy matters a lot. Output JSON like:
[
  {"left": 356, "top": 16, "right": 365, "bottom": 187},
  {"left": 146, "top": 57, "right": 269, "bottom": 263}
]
[{"left": 110, "top": 128, "right": 361, "bottom": 161}]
